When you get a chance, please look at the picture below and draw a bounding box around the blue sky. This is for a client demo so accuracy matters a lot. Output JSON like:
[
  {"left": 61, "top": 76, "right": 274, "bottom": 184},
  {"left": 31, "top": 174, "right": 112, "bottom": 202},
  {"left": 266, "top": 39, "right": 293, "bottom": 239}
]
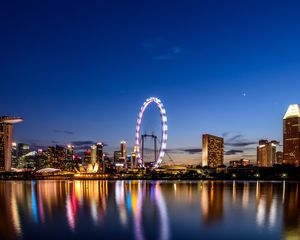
[{"left": 1, "top": 0, "right": 300, "bottom": 164}]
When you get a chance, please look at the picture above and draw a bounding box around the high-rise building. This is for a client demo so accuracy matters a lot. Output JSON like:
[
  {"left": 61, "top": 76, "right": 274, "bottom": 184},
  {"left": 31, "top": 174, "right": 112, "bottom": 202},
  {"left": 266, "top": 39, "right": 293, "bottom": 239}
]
[
  {"left": 66, "top": 144, "right": 74, "bottom": 160},
  {"left": 131, "top": 152, "right": 137, "bottom": 169},
  {"left": 114, "top": 150, "right": 122, "bottom": 162},
  {"left": 202, "top": 134, "right": 224, "bottom": 168},
  {"left": 55, "top": 145, "right": 66, "bottom": 169},
  {"left": 283, "top": 104, "right": 300, "bottom": 166},
  {"left": 12, "top": 142, "right": 17, "bottom": 167},
  {"left": 257, "top": 140, "right": 278, "bottom": 167},
  {"left": 120, "top": 141, "right": 126, "bottom": 159},
  {"left": 47, "top": 146, "right": 56, "bottom": 167},
  {"left": 91, "top": 145, "right": 97, "bottom": 164},
  {"left": 84, "top": 149, "right": 91, "bottom": 164},
  {"left": 96, "top": 142, "right": 103, "bottom": 162},
  {"left": 65, "top": 144, "right": 74, "bottom": 171},
  {"left": 0, "top": 116, "right": 23, "bottom": 171}
]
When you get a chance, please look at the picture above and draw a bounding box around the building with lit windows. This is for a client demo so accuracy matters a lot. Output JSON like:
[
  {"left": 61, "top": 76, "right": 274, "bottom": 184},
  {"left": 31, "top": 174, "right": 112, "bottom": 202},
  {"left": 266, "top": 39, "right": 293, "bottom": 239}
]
[
  {"left": 12, "top": 142, "right": 17, "bottom": 167},
  {"left": 55, "top": 145, "right": 66, "bottom": 168},
  {"left": 202, "top": 134, "right": 224, "bottom": 168},
  {"left": 0, "top": 116, "right": 23, "bottom": 171},
  {"left": 114, "top": 150, "right": 122, "bottom": 163},
  {"left": 96, "top": 142, "right": 103, "bottom": 162},
  {"left": 47, "top": 146, "right": 55, "bottom": 166},
  {"left": 283, "top": 104, "right": 300, "bottom": 166},
  {"left": 66, "top": 144, "right": 74, "bottom": 160},
  {"left": 257, "top": 140, "right": 278, "bottom": 167},
  {"left": 91, "top": 145, "right": 97, "bottom": 164},
  {"left": 120, "top": 141, "right": 126, "bottom": 159},
  {"left": 84, "top": 148, "right": 91, "bottom": 164}
]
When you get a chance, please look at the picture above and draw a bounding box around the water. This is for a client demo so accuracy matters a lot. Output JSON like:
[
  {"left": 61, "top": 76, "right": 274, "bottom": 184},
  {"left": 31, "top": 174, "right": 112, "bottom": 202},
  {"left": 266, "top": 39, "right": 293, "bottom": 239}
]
[{"left": 0, "top": 180, "right": 299, "bottom": 240}]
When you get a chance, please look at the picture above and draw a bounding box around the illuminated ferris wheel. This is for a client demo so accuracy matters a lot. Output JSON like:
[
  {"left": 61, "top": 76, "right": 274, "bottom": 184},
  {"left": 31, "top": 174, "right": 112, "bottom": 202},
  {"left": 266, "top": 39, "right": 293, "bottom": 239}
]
[{"left": 135, "top": 97, "right": 168, "bottom": 168}]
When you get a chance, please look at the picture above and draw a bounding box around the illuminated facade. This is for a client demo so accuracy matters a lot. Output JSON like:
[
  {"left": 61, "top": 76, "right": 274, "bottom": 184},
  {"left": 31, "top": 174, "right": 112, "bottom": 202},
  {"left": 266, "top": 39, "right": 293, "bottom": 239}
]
[
  {"left": 12, "top": 142, "right": 17, "bottom": 167},
  {"left": 0, "top": 116, "right": 23, "bottom": 171},
  {"left": 202, "top": 134, "right": 224, "bottom": 168},
  {"left": 83, "top": 149, "right": 91, "bottom": 164},
  {"left": 47, "top": 146, "right": 55, "bottom": 166},
  {"left": 96, "top": 142, "right": 103, "bottom": 162},
  {"left": 114, "top": 151, "right": 122, "bottom": 163},
  {"left": 283, "top": 104, "right": 300, "bottom": 166},
  {"left": 65, "top": 144, "right": 75, "bottom": 171},
  {"left": 257, "top": 140, "right": 278, "bottom": 167},
  {"left": 120, "top": 141, "right": 126, "bottom": 160},
  {"left": 66, "top": 145, "right": 74, "bottom": 160},
  {"left": 91, "top": 145, "right": 97, "bottom": 164}
]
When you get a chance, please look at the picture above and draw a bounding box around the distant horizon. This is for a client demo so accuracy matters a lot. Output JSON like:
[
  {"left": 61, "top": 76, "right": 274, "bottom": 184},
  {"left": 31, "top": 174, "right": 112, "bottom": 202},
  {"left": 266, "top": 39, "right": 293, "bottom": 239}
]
[{"left": 10, "top": 100, "right": 291, "bottom": 165}]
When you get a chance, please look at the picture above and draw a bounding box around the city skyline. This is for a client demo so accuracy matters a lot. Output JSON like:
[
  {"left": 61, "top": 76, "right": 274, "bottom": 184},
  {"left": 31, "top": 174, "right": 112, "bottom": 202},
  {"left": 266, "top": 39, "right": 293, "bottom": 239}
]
[
  {"left": 7, "top": 102, "right": 295, "bottom": 166},
  {"left": 2, "top": 1, "right": 300, "bottom": 165}
]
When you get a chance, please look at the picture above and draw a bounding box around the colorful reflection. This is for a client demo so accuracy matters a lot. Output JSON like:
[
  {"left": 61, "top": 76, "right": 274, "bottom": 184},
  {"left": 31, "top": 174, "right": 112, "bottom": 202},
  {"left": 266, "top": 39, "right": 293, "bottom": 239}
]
[{"left": 0, "top": 181, "right": 299, "bottom": 239}]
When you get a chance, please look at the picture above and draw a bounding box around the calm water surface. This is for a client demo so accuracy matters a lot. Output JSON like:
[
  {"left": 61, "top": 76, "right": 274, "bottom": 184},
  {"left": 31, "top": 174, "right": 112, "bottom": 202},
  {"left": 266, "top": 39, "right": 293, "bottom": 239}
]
[{"left": 0, "top": 180, "right": 299, "bottom": 240}]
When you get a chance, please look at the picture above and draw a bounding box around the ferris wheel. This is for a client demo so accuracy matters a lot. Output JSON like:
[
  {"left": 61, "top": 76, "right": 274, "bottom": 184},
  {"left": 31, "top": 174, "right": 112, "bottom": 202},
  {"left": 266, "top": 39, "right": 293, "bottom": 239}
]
[{"left": 135, "top": 97, "right": 168, "bottom": 168}]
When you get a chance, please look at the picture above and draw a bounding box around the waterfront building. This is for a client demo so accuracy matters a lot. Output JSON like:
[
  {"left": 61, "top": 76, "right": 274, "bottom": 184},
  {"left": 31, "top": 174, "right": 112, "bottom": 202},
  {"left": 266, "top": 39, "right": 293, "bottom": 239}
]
[
  {"left": 202, "top": 134, "right": 224, "bottom": 168},
  {"left": 96, "top": 142, "right": 103, "bottom": 162},
  {"left": 66, "top": 144, "right": 74, "bottom": 160},
  {"left": 47, "top": 146, "right": 56, "bottom": 166},
  {"left": 55, "top": 145, "right": 66, "bottom": 169},
  {"left": 131, "top": 152, "right": 137, "bottom": 169},
  {"left": 120, "top": 141, "right": 126, "bottom": 159},
  {"left": 84, "top": 148, "right": 91, "bottom": 164},
  {"left": 12, "top": 142, "right": 17, "bottom": 167},
  {"left": 91, "top": 145, "right": 97, "bottom": 164},
  {"left": 283, "top": 104, "right": 300, "bottom": 166},
  {"left": 0, "top": 116, "right": 23, "bottom": 171},
  {"left": 257, "top": 140, "right": 278, "bottom": 167},
  {"left": 114, "top": 150, "right": 122, "bottom": 162},
  {"left": 65, "top": 144, "right": 74, "bottom": 171}
]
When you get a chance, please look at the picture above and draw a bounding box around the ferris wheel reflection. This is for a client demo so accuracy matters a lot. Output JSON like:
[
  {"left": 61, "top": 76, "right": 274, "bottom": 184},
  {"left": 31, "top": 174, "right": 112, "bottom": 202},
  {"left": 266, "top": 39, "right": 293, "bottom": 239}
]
[{"left": 133, "top": 182, "right": 170, "bottom": 240}]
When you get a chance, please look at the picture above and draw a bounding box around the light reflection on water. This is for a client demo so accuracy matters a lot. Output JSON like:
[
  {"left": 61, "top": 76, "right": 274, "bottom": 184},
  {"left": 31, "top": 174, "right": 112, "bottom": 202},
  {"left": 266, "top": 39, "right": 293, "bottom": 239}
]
[{"left": 0, "top": 181, "right": 299, "bottom": 239}]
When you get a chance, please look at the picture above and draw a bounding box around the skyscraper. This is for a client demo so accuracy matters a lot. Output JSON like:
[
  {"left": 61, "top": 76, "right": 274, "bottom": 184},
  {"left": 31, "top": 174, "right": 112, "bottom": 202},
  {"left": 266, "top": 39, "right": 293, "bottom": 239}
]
[
  {"left": 257, "top": 140, "right": 278, "bottom": 167},
  {"left": 55, "top": 145, "right": 66, "bottom": 169},
  {"left": 84, "top": 148, "right": 91, "bottom": 164},
  {"left": 120, "top": 141, "right": 126, "bottom": 160},
  {"left": 96, "top": 142, "right": 103, "bottom": 162},
  {"left": 0, "top": 116, "right": 23, "bottom": 171},
  {"left": 91, "top": 145, "right": 97, "bottom": 164},
  {"left": 47, "top": 146, "right": 55, "bottom": 167},
  {"left": 202, "top": 134, "right": 224, "bottom": 168},
  {"left": 66, "top": 144, "right": 74, "bottom": 160},
  {"left": 11, "top": 142, "right": 17, "bottom": 167},
  {"left": 65, "top": 144, "right": 74, "bottom": 171},
  {"left": 283, "top": 104, "right": 300, "bottom": 166}
]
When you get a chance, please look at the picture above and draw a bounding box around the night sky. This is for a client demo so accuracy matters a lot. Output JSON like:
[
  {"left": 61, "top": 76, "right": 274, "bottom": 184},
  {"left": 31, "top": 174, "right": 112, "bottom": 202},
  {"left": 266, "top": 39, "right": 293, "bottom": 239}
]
[{"left": 2, "top": 0, "right": 300, "bottom": 164}]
